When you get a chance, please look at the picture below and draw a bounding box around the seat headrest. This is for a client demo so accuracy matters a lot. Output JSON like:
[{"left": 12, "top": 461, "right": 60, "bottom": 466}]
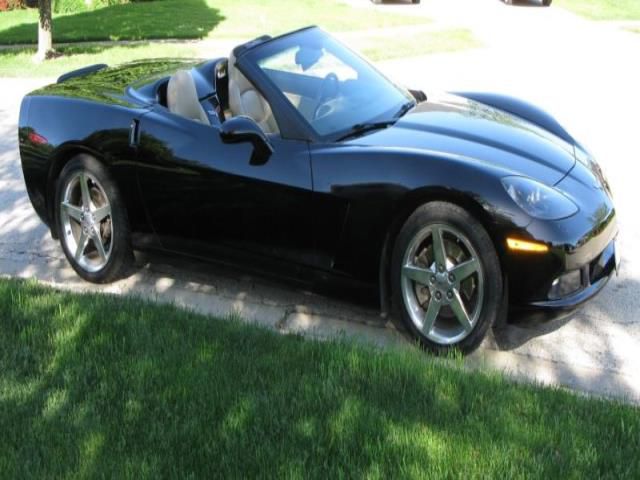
[{"left": 167, "top": 69, "right": 209, "bottom": 125}]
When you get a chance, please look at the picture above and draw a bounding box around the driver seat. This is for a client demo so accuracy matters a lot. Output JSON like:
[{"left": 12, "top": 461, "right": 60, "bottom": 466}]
[
  {"left": 167, "top": 70, "right": 210, "bottom": 125},
  {"left": 227, "top": 52, "right": 278, "bottom": 134}
]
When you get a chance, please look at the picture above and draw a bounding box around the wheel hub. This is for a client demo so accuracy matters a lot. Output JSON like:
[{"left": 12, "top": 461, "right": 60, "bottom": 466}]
[
  {"left": 80, "top": 209, "right": 96, "bottom": 237},
  {"left": 430, "top": 266, "right": 456, "bottom": 305}
]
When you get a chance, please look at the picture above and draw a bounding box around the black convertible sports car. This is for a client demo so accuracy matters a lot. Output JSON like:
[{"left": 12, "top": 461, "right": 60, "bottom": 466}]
[{"left": 19, "top": 26, "right": 618, "bottom": 353}]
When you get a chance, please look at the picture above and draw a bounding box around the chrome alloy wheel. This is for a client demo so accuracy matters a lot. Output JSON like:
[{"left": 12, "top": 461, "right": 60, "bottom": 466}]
[
  {"left": 400, "top": 223, "right": 484, "bottom": 345},
  {"left": 60, "top": 171, "right": 113, "bottom": 273}
]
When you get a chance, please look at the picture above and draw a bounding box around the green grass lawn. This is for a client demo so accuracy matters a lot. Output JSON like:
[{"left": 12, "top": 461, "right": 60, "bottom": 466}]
[
  {"left": 0, "top": 0, "right": 429, "bottom": 45},
  {"left": 1, "top": 278, "right": 639, "bottom": 478},
  {"left": 0, "top": 42, "right": 199, "bottom": 77},
  {"left": 0, "top": 27, "right": 478, "bottom": 78},
  {"left": 556, "top": 0, "right": 640, "bottom": 20}
]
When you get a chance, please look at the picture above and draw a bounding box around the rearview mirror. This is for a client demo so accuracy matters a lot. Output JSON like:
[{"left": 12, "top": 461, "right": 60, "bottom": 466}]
[
  {"left": 220, "top": 116, "right": 273, "bottom": 165},
  {"left": 295, "top": 46, "right": 323, "bottom": 71}
]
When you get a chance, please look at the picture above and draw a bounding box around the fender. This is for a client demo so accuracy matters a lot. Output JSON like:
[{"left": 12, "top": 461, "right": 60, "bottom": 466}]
[{"left": 453, "top": 91, "right": 578, "bottom": 147}]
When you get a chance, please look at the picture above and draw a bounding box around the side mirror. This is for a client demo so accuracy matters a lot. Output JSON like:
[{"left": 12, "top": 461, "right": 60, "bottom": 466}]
[{"left": 220, "top": 116, "right": 274, "bottom": 165}]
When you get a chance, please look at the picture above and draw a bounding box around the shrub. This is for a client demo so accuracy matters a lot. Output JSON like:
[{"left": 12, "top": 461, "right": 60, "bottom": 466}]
[{"left": 0, "top": 0, "right": 26, "bottom": 12}]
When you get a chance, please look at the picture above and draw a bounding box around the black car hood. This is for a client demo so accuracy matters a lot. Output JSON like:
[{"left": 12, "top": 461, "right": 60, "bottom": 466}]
[{"left": 351, "top": 93, "right": 576, "bottom": 185}]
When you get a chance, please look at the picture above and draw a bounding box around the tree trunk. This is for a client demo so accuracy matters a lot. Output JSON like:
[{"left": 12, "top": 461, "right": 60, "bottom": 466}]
[{"left": 35, "top": 0, "right": 53, "bottom": 62}]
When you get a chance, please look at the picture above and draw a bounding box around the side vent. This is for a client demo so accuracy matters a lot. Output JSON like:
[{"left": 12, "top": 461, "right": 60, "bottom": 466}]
[{"left": 129, "top": 119, "right": 141, "bottom": 148}]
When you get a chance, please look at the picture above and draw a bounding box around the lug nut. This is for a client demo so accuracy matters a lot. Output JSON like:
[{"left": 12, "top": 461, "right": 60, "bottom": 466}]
[
  {"left": 430, "top": 275, "right": 436, "bottom": 284},
  {"left": 438, "top": 264, "right": 445, "bottom": 272},
  {"left": 448, "top": 273, "right": 455, "bottom": 282},
  {"left": 435, "top": 291, "right": 442, "bottom": 301},
  {"left": 447, "top": 290, "right": 453, "bottom": 300}
]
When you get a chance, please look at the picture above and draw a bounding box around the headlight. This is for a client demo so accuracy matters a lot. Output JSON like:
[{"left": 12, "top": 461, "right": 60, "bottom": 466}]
[{"left": 501, "top": 176, "right": 578, "bottom": 220}]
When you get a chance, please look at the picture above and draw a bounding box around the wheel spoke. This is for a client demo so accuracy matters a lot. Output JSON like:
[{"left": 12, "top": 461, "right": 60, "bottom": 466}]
[
  {"left": 75, "top": 231, "right": 90, "bottom": 260},
  {"left": 450, "top": 289, "right": 472, "bottom": 331},
  {"left": 93, "top": 204, "right": 111, "bottom": 223},
  {"left": 402, "top": 264, "right": 431, "bottom": 286},
  {"left": 62, "top": 202, "right": 83, "bottom": 222},
  {"left": 449, "top": 258, "right": 479, "bottom": 282},
  {"left": 422, "top": 298, "right": 441, "bottom": 334},
  {"left": 79, "top": 173, "right": 92, "bottom": 210},
  {"left": 92, "top": 228, "right": 108, "bottom": 262},
  {"left": 431, "top": 226, "right": 447, "bottom": 268}
]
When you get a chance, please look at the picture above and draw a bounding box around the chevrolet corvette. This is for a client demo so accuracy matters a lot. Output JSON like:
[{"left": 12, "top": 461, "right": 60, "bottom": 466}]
[{"left": 18, "top": 26, "right": 618, "bottom": 353}]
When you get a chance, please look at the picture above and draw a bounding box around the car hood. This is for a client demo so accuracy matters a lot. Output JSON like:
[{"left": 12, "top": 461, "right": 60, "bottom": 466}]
[{"left": 350, "top": 93, "right": 576, "bottom": 185}]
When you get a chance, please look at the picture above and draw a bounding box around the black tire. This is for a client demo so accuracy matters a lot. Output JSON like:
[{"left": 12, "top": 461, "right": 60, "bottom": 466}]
[
  {"left": 54, "top": 154, "right": 133, "bottom": 283},
  {"left": 391, "top": 201, "right": 502, "bottom": 355},
  {"left": 542, "top": 0, "right": 552, "bottom": 6}
]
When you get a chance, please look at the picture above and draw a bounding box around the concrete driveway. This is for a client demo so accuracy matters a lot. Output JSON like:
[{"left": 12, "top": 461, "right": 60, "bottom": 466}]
[{"left": 1, "top": 0, "right": 639, "bottom": 402}]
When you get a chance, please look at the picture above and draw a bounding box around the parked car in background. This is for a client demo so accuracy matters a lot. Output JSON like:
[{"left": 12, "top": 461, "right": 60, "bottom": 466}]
[
  {"left": 504, "top": 0, "right": 552, "bottom": 6},
  {"left": 372, "top": 0, "right": 421, "bottom": 4}
]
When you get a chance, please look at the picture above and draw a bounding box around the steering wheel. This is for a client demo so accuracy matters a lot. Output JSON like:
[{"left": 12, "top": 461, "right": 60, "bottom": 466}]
[{"left": 313, "top": 73, "right": 339, "bottom": 121}]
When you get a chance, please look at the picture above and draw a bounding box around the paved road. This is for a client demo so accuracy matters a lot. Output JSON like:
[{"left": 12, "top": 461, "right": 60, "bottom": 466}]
[{"left": 1, "top": 0, "right": 639, "bottom": 402}]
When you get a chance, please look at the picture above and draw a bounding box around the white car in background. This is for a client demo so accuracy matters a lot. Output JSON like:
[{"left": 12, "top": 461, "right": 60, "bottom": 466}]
[
  {"left": 372, "top": 0, "right": 421, "bottom": 4},
  {"left": 504, "top": 0, "right": 552, "bottom": 6}
]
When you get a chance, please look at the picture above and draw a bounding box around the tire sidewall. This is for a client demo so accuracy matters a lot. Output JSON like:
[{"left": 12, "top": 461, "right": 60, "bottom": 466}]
[
  {"left": 54, "top": 154, "right": 132, "bottom": 284},
  {"left": 391, "top": 201, "right": 502, "bottom": 355}
]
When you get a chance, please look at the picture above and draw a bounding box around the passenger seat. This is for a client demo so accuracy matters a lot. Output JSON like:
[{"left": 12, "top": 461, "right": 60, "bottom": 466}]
[
  {"left": 167, "top": 70, "right": 210, "bottom": 125},
  {"left": 227, "top": 52, "right": 278, "bottom": 134}
]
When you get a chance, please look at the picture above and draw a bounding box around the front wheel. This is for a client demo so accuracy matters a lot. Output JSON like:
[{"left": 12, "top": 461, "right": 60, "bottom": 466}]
[
  {"left": 55, "top": 154, "right": 133, "bottom": 283},
  {"left": 391, "top": 202, "right": 502, "bottom": 354}
]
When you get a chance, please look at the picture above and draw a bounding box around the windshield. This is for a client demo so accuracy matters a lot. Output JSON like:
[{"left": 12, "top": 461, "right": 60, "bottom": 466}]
[{"left": 246, "top": 27, "right": 414, "bottom": 138}]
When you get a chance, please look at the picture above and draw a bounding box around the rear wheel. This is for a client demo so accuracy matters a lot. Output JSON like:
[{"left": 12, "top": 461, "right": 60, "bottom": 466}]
[
  {"left": 391, "top": 202, "right": 502, "bottom": 354},
  {"left": 55, "top": 154, "right": 133, "bottom": 283}
]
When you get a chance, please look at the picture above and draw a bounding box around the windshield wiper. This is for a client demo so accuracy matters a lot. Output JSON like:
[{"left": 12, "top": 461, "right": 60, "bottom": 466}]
[
  {"left": 336, "top": 120, "right": 396, "bottom": 142},
  {"left": 394, "top": 100, "right": 416, "bottom": 119},
  {"left": 335, "top": 100, "right": 416, "bottom": 142}
]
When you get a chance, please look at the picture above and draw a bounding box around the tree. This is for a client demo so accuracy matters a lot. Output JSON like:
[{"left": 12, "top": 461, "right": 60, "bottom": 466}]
[{"left": 35, "top": 0, "right": 53, "bottom": 61}]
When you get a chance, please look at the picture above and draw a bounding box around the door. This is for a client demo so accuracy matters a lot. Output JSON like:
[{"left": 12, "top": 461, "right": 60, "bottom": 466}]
[{"left": 135, "top": 107, "right": 316, "bottom": 267}]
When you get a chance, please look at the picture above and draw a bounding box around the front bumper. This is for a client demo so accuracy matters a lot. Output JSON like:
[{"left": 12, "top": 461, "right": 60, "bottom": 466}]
[
  {"left": 504, "top": 206, "right": 618, "bottom": 309},
  {"left": 528, "top": 237, "right": 618, "bottom": 309}
]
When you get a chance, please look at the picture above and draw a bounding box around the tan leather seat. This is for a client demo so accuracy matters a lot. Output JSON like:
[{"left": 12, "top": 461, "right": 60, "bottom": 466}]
[
  {"left": 167, "top": 70, "right": 210, "bottom": 125},
  {"left": 227, "top": 52, "right": 278, "bottom": 134}
]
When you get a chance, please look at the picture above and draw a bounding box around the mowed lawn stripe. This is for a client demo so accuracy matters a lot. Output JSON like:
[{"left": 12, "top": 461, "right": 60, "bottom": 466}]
[{"left": 0, "top": 278, "right": 638, "bottom": 478}]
